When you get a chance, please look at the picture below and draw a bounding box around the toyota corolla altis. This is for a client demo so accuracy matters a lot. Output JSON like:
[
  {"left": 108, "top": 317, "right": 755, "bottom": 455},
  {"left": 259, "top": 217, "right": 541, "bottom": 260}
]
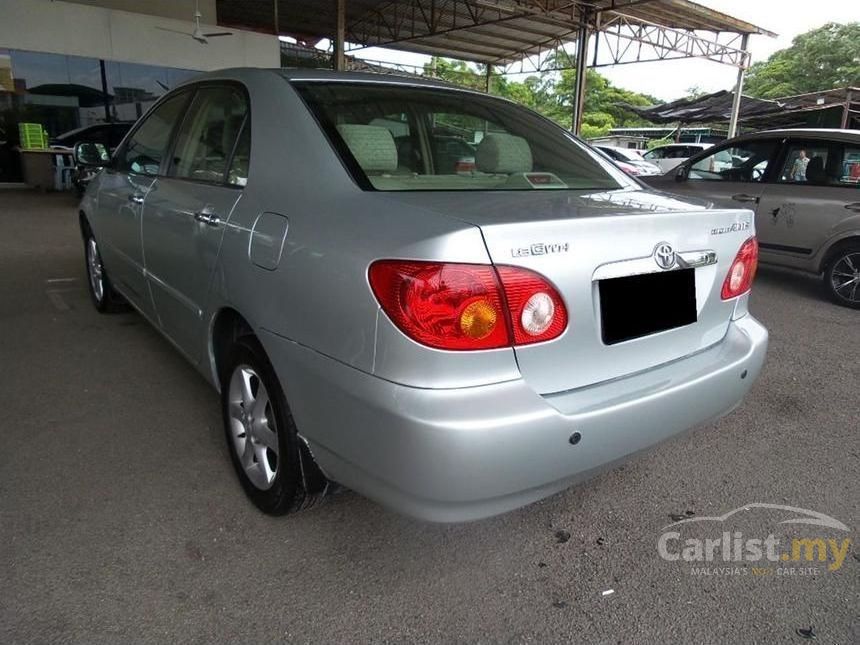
[{"left": 76, "top": 69, "right": 768, "bottom": 522}]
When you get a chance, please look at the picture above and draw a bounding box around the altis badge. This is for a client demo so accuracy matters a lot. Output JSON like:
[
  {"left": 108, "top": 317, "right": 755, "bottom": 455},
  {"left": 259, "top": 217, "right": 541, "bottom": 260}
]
[
  {"left": 511, "top": 242, "right": 570, "bottom": 258},
  {"left": 710, "top": 221, "right": 750, "bottom": 235}
]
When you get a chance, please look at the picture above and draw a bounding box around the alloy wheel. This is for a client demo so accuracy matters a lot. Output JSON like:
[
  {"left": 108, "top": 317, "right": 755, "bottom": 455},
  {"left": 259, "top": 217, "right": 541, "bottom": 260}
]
[
  {"left": 831, "top": 252, "right": 860, "bottom": 304},
  {"left": 86, "top": 237, "right": 104, "bottom": 303},
  {"left": 227, "top": 365, "right": 279, "bottom": 490}
]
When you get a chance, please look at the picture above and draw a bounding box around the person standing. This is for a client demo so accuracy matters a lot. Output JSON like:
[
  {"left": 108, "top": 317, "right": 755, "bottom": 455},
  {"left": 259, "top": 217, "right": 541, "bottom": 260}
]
[{"left": 791, "top": 149, "right": 809, "bottom": 182}]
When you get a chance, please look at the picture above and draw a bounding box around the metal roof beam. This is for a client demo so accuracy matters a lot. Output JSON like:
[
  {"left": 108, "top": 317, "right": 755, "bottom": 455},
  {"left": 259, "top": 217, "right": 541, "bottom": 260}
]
[{"left": 346, "top": 0, "right": 584, "bottom": 50}]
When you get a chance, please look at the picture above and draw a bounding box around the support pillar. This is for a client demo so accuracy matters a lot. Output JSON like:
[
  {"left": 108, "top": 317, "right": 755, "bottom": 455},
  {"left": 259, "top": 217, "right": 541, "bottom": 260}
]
[
  {"left": 333, "top": 0, "right": 346, "bottom": 71},
  {"left": 571, "top": 12, "right": 589, "bottom": 135},
  {"left": 728, "top": 33, "right": 750, "bottom": 139},
  {"left": 841, "top": 90, "right": 853, "bottom": 129}
]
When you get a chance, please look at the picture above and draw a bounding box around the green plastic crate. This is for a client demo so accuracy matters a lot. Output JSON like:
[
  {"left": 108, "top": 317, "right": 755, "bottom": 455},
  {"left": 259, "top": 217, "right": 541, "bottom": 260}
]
[{"left": 18, "top": 123, "right": 48, "bottom": 150}]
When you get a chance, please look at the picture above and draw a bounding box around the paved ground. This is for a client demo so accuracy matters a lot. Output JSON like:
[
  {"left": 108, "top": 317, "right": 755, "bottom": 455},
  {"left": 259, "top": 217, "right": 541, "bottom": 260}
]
[{"left": 0, "top": 190, "right": 857, "bottom": 644}]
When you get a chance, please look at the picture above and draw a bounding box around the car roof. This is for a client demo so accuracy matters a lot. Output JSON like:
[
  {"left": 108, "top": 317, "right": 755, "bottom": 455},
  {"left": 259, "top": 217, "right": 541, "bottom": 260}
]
[
  {"left": 754, "top": 128, "right": 860, "bottom": 136},
  {"left": 192, "top": 67, "right": 464, "bottom": 94},
  {"left": 276, "top": 68, "right": 453, "bottom": 88},
  {"left": 738, "top": 128, "right": 860, "bottom": 140},
  {"left": 175, "top": 67, "right": 501, "bottom": 101},
  {"left": 650, "top": 142, "right": 710, "bottom": 149}
]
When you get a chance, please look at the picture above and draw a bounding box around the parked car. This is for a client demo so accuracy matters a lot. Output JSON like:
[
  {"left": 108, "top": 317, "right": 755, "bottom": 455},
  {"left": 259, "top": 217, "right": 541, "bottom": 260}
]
[
  {"left": 53, "top": 122, "right": 133, "bottom": 194},
  {"left": 642, "top": 142, "right": 714, "bottom": 173},
  {"left": 75, "top": 69, "right": 768, "bottom": 521},
  {"left": 644, "top": 129, "right": 860, "bottom": 308},
  {"left": 594, "top": 144, "right": 662, "bottom": 176}
]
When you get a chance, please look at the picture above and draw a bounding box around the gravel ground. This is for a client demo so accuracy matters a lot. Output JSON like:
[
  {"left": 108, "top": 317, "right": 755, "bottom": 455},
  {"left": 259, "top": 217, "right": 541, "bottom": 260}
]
[{"left": 0, "top": 190, "right": 857, "bottom": 644}]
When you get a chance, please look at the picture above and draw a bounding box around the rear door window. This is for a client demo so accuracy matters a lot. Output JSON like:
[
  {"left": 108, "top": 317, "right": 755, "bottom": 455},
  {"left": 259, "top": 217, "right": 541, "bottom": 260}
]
[
  {"left": 776, "top": 141, "right": 849, "bottom": 186},
  {"left": 169, "top": 85, "right": 249, "bottom": 184},
  {"left": 835, "top": 145, "right": 860, "bottom": 187}
]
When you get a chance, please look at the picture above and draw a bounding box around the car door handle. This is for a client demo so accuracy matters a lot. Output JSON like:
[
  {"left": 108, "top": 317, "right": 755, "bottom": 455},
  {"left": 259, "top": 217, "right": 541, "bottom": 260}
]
[
  {"left": 128, "top": 193, "right": 145, "bottom": 204},
  {"left": 194, "top": 209, "right": 221, "bottom": 226},
  {"left": 732, "top": 193, "right": 759, "bottom": 204},
  {"left": 845, "top": 202, "right": 860, "bottom": 212}
]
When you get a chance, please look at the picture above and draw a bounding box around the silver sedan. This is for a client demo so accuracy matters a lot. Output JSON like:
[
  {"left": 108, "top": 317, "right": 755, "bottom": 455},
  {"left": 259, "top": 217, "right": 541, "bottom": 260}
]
[{"left": 76, "top": 69, "right": 768, "bottom": 522}]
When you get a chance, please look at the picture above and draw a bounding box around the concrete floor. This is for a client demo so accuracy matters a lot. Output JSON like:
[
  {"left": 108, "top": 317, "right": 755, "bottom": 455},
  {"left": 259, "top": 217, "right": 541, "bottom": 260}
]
[{"left": 0, "top": 190, "right": 857, "bottom": 644}]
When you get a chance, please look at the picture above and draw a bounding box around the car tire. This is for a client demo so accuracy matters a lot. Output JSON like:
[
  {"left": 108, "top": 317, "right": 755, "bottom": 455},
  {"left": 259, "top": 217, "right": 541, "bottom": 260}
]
[
  {"left": 823, "top": 244, "right": 860, "bottom": 309},
  {"left": 221, "top": 336, "right": 328, "bottom": 515},
  {"left": 83, "top": 226, "right": 128, "bottom": 313}
]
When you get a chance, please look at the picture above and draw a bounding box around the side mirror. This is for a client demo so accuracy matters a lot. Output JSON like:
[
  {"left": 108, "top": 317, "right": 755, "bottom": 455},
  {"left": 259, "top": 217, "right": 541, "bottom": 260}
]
[
  {"left": 74, "top": 142, "right": 109, "bottom": 168},
  {"left": 675, "top": 163, "right": 689, "bottom": 182}
]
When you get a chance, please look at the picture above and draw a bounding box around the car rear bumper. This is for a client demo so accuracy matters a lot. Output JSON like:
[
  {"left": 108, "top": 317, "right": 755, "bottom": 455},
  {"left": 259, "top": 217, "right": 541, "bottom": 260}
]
[{"left": 262, "top": 315, "right": 768, "bottom": 523}]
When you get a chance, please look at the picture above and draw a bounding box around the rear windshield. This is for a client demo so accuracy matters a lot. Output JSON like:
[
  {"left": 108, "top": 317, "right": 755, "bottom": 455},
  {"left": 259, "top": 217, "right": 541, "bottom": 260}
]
[{"left": 294, "top": 82, "right": 622, "bottom": 192}]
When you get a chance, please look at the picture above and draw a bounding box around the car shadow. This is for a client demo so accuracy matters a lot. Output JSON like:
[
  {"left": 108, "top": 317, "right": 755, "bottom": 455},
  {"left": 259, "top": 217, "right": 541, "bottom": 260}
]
[{"left": 755, "top": 265, "right": 826, "bottom": 304}]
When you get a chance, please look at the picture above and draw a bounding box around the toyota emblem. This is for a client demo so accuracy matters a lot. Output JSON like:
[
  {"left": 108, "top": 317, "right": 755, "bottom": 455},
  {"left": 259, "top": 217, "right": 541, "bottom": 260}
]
[{"left": 653, "top": 242, "right": 676, "bottom": 270}]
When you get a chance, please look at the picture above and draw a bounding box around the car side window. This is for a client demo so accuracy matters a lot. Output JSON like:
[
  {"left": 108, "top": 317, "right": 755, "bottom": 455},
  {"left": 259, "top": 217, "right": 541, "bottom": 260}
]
[
  {"left": 643, "top": 148, "right": 663, "bottom": 160},
  {"left": 777, "top": 141, "right": 840, "bottom": 186},
  {"left": 117, "top": 92, "right": 189, "bottom": 176},
  {"left": 689, "top": 140, "right": 778, "bottom": 182},
  {"left": 834, "top": 145, "right": 860, "bottom": 187},
  {"left": 169, "top": 85, "right": 249, "bottom": 184}
]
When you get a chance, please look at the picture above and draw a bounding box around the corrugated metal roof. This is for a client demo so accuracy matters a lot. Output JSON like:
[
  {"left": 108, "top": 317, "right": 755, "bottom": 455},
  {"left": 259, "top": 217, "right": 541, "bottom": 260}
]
[{"left": 216, "top": 0, "right": 775, "bottom": 65}]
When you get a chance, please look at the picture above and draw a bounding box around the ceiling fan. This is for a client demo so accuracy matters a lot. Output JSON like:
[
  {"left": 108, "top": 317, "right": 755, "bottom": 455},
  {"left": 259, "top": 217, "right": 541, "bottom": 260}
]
[{"left": 155, "top": 0, "right": 233, "bottom": 44}]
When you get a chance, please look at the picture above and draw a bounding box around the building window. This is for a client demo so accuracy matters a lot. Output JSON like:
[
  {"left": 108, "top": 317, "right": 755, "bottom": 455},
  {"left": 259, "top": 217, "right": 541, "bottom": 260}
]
[{"left": 0, "top": 48, "right": 195, "bottom": 183}]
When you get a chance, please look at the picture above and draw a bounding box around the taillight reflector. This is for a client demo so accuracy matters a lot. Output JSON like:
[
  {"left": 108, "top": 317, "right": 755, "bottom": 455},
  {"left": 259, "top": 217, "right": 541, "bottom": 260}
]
[
  {"left": 496, "top": 266, "right": 568, "bottom": 345},
  {"left": 721, "top": 237, "right": 759, "bottom": 300}
]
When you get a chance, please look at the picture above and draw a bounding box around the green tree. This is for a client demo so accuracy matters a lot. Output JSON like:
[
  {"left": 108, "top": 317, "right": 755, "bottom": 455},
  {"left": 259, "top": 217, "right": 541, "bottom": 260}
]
[
  {"left": 684, "top": 85, "right": 708, "bottom": 99},
  {"left": 423, "top": 57, "right": 486, "bottom": 91},
  {"left": 542, "top": 51, "right": 657, "bottom": 130},
  {"left": 422, "top": 55, "right": 657, "bottom": 134},
  {"left": 745, "top": 22, "right": 860, "bottom": 98}
]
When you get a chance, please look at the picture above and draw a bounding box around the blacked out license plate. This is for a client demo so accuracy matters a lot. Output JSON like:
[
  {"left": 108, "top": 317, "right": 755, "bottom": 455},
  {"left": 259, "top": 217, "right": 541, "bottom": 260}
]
[{"left": 599, "top": 268, "right": 697, "bottom": 345}]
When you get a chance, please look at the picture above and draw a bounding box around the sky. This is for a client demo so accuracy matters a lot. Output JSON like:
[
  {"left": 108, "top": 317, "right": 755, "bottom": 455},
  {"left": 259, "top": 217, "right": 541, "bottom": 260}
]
[{"left": 343, "top": 0, "right": 860, "bottom": 102}]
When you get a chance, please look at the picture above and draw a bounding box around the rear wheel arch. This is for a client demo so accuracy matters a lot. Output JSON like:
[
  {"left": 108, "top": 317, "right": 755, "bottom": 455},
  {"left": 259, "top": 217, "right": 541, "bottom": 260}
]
[
  {"left": 213, "top": 311, "right": 331, "bottom": 513},
  {"left": 79, "top": 210, "right": 91, "bottom": 239},
  {"left": 819, "top": 235, "right": 860, "bottom": 274},
  {"left": 210, "top": 307, "right": 255, "bottom": 385}
]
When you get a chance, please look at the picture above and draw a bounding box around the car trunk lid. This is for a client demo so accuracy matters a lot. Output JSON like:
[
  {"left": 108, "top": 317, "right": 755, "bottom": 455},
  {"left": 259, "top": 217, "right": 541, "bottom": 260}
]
[{"left": 382, "top": 188, "right": 755, "bottom": 394}]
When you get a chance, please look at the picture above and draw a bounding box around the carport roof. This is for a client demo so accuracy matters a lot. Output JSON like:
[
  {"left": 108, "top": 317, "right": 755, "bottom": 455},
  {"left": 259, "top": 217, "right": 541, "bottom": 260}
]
[{"left": 217, "top": 0, "right": 775, "bottom": 66}]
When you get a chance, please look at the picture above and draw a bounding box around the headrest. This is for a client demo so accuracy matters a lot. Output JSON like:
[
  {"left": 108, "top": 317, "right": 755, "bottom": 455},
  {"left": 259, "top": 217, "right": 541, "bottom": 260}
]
[
  {"left": 476, "top": 133, "right": 533, "bottom": 174},
  {"left": 336, "top": 124, "right": 397, "bottom": 173}
]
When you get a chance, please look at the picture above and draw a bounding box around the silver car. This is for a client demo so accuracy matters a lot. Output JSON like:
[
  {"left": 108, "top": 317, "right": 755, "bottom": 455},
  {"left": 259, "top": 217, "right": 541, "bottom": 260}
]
[
  {"left": 642, "top": 142, "right": 714, "bottom": 174},
  {"left": 76, "top": 69, "right": 768, "bottom": 522},
  {"left": 646, "top": 129, "right": 860, "bottom": 308},
  {"left": 594, "top": 145, "right": 662, "bottom": 176}
]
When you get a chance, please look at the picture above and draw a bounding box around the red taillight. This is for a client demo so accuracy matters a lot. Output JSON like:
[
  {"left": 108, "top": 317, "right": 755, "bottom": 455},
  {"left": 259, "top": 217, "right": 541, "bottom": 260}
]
[
  {"left": 368, "top": 260, "right": 567, "bottom": 351},
  {"left": 721, "top": 237, "right": 759, "bottom": 300},
  {"left": 369, "top": 261, "right": 509, "bottom": 350}
]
